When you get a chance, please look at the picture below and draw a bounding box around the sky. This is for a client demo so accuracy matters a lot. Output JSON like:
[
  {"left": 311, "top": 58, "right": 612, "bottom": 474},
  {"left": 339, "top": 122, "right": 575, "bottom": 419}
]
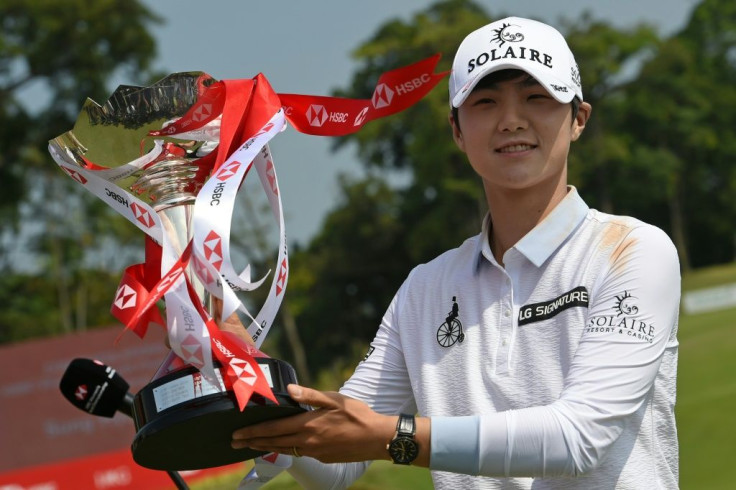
[{"left": 136, "top": 0, "right": 698, "bottom": 246}]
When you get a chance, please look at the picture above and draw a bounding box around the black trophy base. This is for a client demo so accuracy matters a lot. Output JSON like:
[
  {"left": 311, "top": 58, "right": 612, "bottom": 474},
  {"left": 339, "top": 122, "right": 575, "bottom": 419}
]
[{"left": 131, "top": 357, "right": 307, "bottom": 471}]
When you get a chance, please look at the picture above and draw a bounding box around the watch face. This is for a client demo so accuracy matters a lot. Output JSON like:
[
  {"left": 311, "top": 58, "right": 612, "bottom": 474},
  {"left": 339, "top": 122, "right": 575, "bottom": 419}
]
[{"left": 389, "top": 436, "right": 419, "bottom": 464}]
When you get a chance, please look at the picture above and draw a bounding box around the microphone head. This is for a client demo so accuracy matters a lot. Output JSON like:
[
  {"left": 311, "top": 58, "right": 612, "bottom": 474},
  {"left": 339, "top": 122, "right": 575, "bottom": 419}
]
[{"left": 59, "top": 358, "right": 130, "bottom": 418}]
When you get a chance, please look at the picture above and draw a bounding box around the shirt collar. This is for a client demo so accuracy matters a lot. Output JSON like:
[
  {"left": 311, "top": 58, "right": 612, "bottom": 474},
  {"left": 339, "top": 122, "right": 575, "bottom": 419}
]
[
  {"left": 475, "top": 214, "right": 495, "bottom": 270},
  {"left": 475, "top": 186, "right": 589, "bottom": 270}
]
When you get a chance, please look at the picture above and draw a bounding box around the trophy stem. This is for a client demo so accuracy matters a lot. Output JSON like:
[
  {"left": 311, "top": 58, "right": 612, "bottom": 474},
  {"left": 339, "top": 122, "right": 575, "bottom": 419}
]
[
  {"left": 131, "top": 156, "right": 215, "bottom": 379},
  {"left": 131, "top": 155, "right": 209, "bottom": 311},
  {"left": 156, "top": 203, "right": 209, "bottom": 304},
  {"left": 131, "top": 156, "right": 200, "bottom": 209},
  {"left": 150, "top": 201, "right": 215, "bottom": 380}
]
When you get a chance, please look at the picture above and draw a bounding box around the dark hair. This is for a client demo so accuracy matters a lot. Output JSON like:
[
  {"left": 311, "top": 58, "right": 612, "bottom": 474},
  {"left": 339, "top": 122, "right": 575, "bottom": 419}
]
[{"left": 451, "top": 69, "right": 581, "bottom": 132}]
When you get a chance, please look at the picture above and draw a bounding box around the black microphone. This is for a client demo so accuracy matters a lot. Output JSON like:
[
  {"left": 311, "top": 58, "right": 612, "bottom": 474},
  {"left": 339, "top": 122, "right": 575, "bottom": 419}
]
[
  {"left": 59, "top": 358, "right": 134, "bottom": 418},
  {"left": 58, "top": 358, "right": 190, "bottom": 489}
]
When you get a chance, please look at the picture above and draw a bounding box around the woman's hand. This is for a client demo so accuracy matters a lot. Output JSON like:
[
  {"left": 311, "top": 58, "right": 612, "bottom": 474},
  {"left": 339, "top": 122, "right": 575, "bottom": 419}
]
[{"left": 231, "top": 384, "right": 396, "bottom": 463}]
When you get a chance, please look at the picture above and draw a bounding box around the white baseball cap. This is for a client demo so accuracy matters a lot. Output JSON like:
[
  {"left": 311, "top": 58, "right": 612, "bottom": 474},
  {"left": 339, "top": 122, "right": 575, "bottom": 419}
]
[{"left": 449, "top": 17, "right": 583, "bottom": 108}]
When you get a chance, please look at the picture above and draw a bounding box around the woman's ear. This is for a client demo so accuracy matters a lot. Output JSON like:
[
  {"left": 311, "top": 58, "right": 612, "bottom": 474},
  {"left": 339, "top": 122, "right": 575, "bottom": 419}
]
[{"left": 449, "top": 111, "right": 465, "bottom": 152}]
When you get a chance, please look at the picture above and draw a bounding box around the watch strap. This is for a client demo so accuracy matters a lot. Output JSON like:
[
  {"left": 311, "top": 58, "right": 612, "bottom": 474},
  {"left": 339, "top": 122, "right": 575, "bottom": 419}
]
[{"left": 396, "top": 413, "right": 416, "bottom": 437}]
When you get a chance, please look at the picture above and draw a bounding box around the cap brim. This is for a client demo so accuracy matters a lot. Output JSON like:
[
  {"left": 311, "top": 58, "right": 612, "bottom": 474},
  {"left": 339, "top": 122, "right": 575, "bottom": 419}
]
[{"left": 451, "top": 62, "right": 577, "bottom": 108}]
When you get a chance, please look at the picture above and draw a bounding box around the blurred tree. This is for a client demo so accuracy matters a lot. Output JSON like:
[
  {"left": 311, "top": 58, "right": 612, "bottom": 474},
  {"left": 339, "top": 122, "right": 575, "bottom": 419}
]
[
  {"left": 0, "top": 0, "right": 161, "bottom": 338},
  {"left": 333, "top": 0, "right": 491, "bottom": 262},
  {"left": 284, "top": 175, "right": 410, "bottom": 379},
  {"left": 619, "top": 0, "right": 736, "bottom": 269},
  {"left": 0, "top": 269, "right": 122, "bottom": 343},
  {"left": 562, "top": 15, "right": 660, "bottom": 214},
  {"left": 0, "top": 0, "right": 161, "bottom": 221},
  {"left": 283, "top": 0, "right": 494, "bottom": 378}
]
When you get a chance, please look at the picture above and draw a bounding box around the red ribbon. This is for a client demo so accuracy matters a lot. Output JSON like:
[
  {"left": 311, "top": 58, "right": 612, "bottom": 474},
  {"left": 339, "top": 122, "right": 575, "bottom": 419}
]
[
  {"left": 121, "top": 54, "right": 448, "bottom": 410},
  {"left": 147, "top": 54, "right": 447, "bottom": 141},
  {"left": 185, "top": 277, "right": 277, "bottom": 409},
  {"left": 111, "top": 237, "right": 165, "bottom": 339},
  {"left": 147, "top": 74, "right": 221, "bottom": 138},
  {"left": 112, "top": 237, "right": 278, "bottom": 407},
  {"left": 112, "top": 240, "right": 192, "bottom": 339},
  {"left": 280, "top": 54, "right": 448, "bottom": 136}
]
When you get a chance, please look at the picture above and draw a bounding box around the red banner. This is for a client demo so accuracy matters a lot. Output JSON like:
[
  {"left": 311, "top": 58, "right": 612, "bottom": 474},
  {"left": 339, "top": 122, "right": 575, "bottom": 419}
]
[
  {"left": 280, "top": 54, "right": 447, "bottom": 135},
  {"left": 148, "top": 54, "right": 448, "bottom": 141},
  {"left": 0, "top": 448, "right": 242, "bottom": 490}
]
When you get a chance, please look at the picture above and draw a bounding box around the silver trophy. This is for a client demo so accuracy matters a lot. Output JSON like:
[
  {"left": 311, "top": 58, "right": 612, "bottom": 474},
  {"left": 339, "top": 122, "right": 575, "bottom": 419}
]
[{"left": 49, "top": 73, "right": 306, "bottom": 471}]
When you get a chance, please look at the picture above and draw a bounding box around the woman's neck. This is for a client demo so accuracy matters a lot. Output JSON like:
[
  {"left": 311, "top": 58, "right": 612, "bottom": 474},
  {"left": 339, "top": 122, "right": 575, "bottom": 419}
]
[{"left": 485, "top": 182, "right": 569, "bottom": 264}]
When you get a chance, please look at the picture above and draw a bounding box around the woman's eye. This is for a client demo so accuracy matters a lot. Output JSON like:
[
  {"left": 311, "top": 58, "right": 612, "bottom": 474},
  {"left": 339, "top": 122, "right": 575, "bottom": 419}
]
[{"left": 473, "top": 97, "right": 494, "bottom": 105}]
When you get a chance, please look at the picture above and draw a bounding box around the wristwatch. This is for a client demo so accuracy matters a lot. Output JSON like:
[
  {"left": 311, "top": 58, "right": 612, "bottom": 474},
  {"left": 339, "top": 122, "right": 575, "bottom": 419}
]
[{"left": 387, "top": 413, "right": 419, "bottom": 465}]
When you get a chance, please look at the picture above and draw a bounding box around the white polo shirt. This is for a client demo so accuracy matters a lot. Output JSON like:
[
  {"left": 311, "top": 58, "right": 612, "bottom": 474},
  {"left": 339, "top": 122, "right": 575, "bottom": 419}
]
[{"left": 290, "top": 187, "right": 680, "bottom": 489}]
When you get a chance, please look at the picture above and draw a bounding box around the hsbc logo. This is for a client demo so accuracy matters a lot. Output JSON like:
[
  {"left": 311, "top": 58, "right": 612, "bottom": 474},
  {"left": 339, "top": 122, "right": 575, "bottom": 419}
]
[
  {"left": 203, "top": 230, "right": 224, "bottom": 271},
  {"left": 62, "top": 166, "right": 88, "bottom": 185},
  {"left": 75, "top": 384, "right": 88, "bottom": 401},
  {"left": 306, "top": 105, "right": 329, "bottom": 127},
  {"left": 255, "top": 122, "right": 275, "bottom": 138},
  {"left": 275, "top": 257, "right": 287, "bottom": 296},
  {"left": 181, "top": 334, "right": 205, "bottom": 366},
  {"left": 131, "top": 203, "right": 155, "bottom": 228},
  {"left": 193, "top": 255, "right": 216, "bottom": 285},
  {"left": 114, "top": 284, "right": 137, "bottom": 310},
  {"left": 230, "top": 357, "right": 258, "bottom": 387},
  {"left": 192, "top": 103, "right": 213, "bottom": 122},
  {"left": 245, "top": 121, "right": 277, "bottom": 145},
  {"left": 216, "top": 161, "right": 241, "bottom": 182},
  {"left": 372, "top": 84, "right": 394, "bottom": 108},
  {"left": 306, "top": 104, "right": 349, "bottom": 127},
  {"left": 372, "top": 75, "right": 432, "bottom": 108},
  {"left": 265, "top": 159, "right": 278, "bottom": 195}
]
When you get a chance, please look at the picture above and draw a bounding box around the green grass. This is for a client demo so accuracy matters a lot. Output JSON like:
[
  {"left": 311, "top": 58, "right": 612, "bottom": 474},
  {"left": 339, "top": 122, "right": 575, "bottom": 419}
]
[
  {"left": 193, "top": 263, "right": 736, "bottom": 489},
  {"left": 676, "top": 266, "right": 736, "bottom": 490},
  {"left": 681, "top": 261, "right": 736, "bottom": 290},
  {"left": 190, "top": 460, "right": 431, "bottom": 489}
]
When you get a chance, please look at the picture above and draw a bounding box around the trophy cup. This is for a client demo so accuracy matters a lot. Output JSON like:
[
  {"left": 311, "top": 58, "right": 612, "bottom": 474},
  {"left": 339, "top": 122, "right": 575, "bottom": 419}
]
[
  {"left": 49, "top": 55, "right": 448, "bottom": 472},
  {"left": 48, "top": 72, "right": 307, "bottom": 471}
]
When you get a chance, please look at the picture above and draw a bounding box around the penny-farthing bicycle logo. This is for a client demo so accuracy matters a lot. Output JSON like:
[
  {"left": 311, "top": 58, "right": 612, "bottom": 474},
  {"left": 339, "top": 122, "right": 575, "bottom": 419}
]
[{"left": 437, "top": 296, "right": 465, "bottom": 347}]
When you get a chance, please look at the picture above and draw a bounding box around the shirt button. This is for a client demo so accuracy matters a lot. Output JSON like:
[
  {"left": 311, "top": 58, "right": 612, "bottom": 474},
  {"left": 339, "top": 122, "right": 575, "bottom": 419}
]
[
  {"left": 503, "top": 309, "right": 511, "bottom": 318},
  {"left": 502, "top": 338, "right": 508, "bottom": 346}
]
